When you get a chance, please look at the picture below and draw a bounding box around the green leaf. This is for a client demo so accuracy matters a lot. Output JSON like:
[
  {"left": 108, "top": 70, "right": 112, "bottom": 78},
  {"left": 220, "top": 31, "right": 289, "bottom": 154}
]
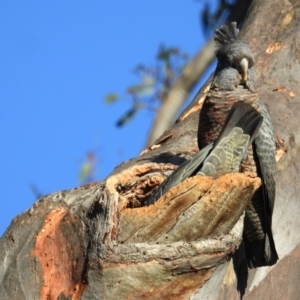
[
  {"left": 79, "top": 162, "right": 92, "bottom": 183},
  {"left": 104, "top": 93, "right": 119, "bottom": 104},
  {"left": 157, "top": 45, "right": 170, "bottom": 61},
  {"left": 142, "top": 74, "right": 156, "bottom": 86},
  {"left": 128, "top": 84, "right": 155, "bottom": 97},
  {"left": 116, "top": 107, "right": 138, "bottom": 127}
]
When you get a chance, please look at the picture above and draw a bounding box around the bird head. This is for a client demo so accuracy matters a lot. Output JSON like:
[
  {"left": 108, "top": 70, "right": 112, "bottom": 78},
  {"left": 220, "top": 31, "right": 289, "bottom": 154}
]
[{"left": 215, "top": 22, "right": 254, "bottom": 83}]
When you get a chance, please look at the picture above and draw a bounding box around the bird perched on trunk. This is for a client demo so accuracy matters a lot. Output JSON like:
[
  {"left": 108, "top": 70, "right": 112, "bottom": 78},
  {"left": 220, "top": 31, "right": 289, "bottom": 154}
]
[
  {"left": 146, "top": 101, "right": 263, "bottom": 204},
  {"left": 198, "top": 22, "right": 278, "bottom": 268}
]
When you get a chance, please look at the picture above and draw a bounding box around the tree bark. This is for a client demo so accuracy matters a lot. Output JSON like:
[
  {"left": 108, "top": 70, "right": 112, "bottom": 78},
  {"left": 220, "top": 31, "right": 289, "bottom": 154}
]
[{"left": 1, "top": 0, "right": 300, "bottom": 299}]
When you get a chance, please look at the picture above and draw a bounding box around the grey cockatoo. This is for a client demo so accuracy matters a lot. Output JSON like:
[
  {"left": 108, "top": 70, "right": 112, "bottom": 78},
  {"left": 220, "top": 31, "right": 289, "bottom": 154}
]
[
  {"left": 146, "top": 22, "right": 278, "bottom": 268},
  {"left": 197, "top": 22, "right": 278, "bottom": 268}
]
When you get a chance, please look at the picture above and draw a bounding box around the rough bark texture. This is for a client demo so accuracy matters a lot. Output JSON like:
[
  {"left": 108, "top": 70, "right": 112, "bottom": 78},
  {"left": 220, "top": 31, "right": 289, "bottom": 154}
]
[
  {"left": 1, "top": 0, "right": 300, "bottom": 299},
  {"left": 0, "top": 172, "right": 260, "bottom": 300}
]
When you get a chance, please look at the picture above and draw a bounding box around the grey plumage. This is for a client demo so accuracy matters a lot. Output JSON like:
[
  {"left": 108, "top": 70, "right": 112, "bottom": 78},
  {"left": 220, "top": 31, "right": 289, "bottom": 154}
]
[
  {"left": 198, "top": 102, "right": 262, "bottom": 178},
  {"left": 244, "top": 99, "right": 277, "bottom": 267},
  {"left": 213, "top": 22, "right": 256, "bottom": 92},
  {"left": 146, "top": 22, "right": 278, "bottom": 268},
  {"left": 146, "top": 101, "right": 263, "bottom": 206},
  {"left": 198, "top": 22, "right": 278, "bottom": 268}
]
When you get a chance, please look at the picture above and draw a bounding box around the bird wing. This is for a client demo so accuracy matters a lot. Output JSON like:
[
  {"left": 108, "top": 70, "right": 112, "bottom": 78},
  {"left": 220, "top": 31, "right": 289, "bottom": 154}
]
[
  {"left": 198, "top": 102, "right": 263, "bottom": 178},
  {"left": 254, "top": 100, "right": 276, "bottom": 215},
  {"left": 146, "top": 101, "right": 262, "bottom": 206},
  {"left": 145, "top": 143, "right": 213, "bottom": 206}
]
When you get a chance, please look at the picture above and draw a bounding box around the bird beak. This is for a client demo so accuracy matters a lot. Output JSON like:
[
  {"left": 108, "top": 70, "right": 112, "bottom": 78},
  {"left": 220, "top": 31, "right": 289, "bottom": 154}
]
[{"left": 240, "top": 58, "right": 248, "bottom": 82}]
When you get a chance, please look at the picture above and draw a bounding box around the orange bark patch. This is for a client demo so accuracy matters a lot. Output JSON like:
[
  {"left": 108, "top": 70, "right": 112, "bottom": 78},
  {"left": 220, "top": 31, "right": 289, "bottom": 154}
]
[
  {"left": 266, "top": 42, "right": 282, "bottom": 54},
  {"left": 276, "top": 137, "right": 287, "bottom": 162},
  {"left": 273, "top": 86, "right": 286, "bottom": 92},
  {"left": 180, "top": 103, "right": 202, "bottom": 121},
  {"left": 118, "top": 173, "right": 260, "bottom": 244},
  {"left": 33, "top": 207, "right": 87, "bottom": 300},
  {"left": 107, "top": 163, "right": 177, "bottom": 208},
  {"left": 118, "top": 176, "right": 213, "bottom": 243},
  {"left": 289, "top": 91, "right": 295, "bottom": 97},
  {"left": 140, "top": 133, "right": 174, "bottom": 155}
]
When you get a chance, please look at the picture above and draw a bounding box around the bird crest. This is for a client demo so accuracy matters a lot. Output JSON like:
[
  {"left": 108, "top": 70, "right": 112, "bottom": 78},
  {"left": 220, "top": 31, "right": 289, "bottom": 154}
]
[{"left": 214, "top": 22, "right": 240, "bottom": 48}]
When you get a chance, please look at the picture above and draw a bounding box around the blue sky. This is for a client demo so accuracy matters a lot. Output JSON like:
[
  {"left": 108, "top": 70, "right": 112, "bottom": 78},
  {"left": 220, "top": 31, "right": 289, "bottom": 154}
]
[{"left": 0, "top": 1, "right": 214, "bottom": 235}]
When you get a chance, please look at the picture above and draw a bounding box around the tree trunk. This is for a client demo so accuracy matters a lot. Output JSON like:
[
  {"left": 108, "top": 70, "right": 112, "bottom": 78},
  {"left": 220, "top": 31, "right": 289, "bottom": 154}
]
[{"left": 1, "top": 1, "right": 300, "bottom": 299}]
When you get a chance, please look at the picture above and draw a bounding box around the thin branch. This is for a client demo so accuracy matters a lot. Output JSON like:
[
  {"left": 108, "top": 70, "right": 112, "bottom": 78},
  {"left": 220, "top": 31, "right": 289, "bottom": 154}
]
[
  {"left": 145, "top": 0, "right": 252, "bottom": 148},
  {"left": 146, "top": 38, "right": 215, "bottom": 147}
]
